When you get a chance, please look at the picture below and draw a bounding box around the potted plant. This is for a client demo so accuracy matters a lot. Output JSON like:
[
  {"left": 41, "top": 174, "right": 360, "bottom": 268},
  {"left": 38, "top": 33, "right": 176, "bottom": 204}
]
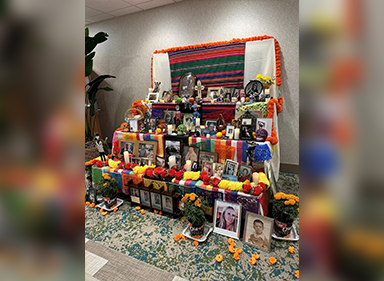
[
  {"left": 181, "top": 193, "right": 208, "bottom": 239},
  {"left": 270, "top": 192, "right": 299, "bottom": 237},
  {"left": 98, "top": 173, "right": 118, "bottom": 209}
]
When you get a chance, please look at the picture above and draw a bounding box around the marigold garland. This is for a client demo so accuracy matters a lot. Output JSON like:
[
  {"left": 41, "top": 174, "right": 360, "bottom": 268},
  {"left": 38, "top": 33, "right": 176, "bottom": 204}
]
[
  {"left": 266, "top": 98, "right": 283, "bottom": 145},
  {"left": 183, "top": 171, "right": 201, "bottom": 181}
]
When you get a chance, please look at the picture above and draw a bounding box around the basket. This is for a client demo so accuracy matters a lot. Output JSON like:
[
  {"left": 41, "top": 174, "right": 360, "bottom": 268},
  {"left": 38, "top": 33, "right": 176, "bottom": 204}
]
[
  {"left": 85, "top": 141, "right": 99, "bottom": 162},
  {"left": 124, "top": 108, "right": 144, "bottom": 123}
]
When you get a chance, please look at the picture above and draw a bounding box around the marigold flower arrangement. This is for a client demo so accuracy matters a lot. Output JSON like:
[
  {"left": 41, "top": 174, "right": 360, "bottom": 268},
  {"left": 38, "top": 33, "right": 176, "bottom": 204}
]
[
  {"left": 271, "top": 192, "right": 299, "bottom": 222},
  {"left": 256, "top": 74, "right": 275, "bottom": 87},
  {"left": 181, "top": 193, "right": 208, "bottom": 227},
  {"left": 99, "top": 173, "right": 118, "bottom": 198}
]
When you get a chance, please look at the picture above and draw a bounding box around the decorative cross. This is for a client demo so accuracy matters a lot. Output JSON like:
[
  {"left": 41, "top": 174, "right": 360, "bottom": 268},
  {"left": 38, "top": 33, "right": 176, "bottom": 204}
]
[{"left": 194, "top": 80, "right": 205, "bottom": 98}]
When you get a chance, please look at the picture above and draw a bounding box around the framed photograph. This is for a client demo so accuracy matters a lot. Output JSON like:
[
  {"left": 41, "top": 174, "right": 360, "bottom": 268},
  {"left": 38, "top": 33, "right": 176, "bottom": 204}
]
[
  {"left": 150, "top": 190, "right": 162, "bottom": 211},
  {"left": 241, "top": 118, "right": 252, "bottom": 125},
  {"left": 130, "top": 187, "right": 140, "bottom": 205},
  {"left": 140, "top": 188, "right": 151, "bottom": 207},
  {"left": 162, "top": 91, "right": 173, "bottom": 103},
  {"left": 202, "top": 161, "right": 213, "bottom": 177},
  {"left": 147, "top": 118, "right": 157, "bottom": 132},
  {"left": 232, "top": 119, "right": 240, "bottom": 129},
  {"left": 238, "top": 164, "right": 252, "bottom": 182},
  {"left": 223, "top": 87, "right": 234, "bottom": 101},
  {"left": 182, "top": 146, "right": 200, "bottom": 167},
  {"left": 222, "top": 175, "right": 238, "bottom": 182},
  {"left": 240, "top": 124, "right": 254, "bottom": 140},
  {"left": 183, "top": 114, "right": 193, "bottom": 130},
  {"left": 165, "top": 140, "right": 182, "bottom": 157},
  {"left": 243, "top": 212, "right": 274, "bottom": 252},
  {"left": 225, "top": 125, "right": 235, "bottom": 137},
  {"left": 129, "top": 119, "right": 138, "bottom": 132},
  {"left": 179, "top": 72, "right": 196, "bottom": 99},
  {"left": 207, "top": 87, "right": 220, "bottom": 100},
  {"left": 213, "top": 200, "right": 242, "bottom": 239},
  {"left": 224, "top": 159, "right": 238, "bottom": 176},
  {"left": 156, "top": 156, "right": 166, "bottom": 167},
  {"left": 199, "top": 151, "right": 218, "bottom": 167},
  {"left": 212, "top": 163, "right": 224, "bottom": 180},
  {"left": 256, "top": 118, "right": 273, "bottom": 137},
  {"left": 137, "top": 141, "right": 157, "bottom": 162},
  {"left": 147, "top": 92, "right": 159, "bottom": 102},
  {"left": 118, "top": 140, "right": 136, "bottom": 158},
  {"left": 141, "top": 158, "right": 151, "bottom": 166},
  {"left": 191, "top": 161, "right": 199, "bottom": 171},
  {"left": 163, "top": 110, "right": 174, "bottom": 125},
  {"left": 205, "top": 120, "right": 217, "bottom": 132},
  {"left": 162, "top": 193, "right": 174, "bottom": 214},
  {"left": 131, "top": 157, "right": 141, "bottom": 165}
]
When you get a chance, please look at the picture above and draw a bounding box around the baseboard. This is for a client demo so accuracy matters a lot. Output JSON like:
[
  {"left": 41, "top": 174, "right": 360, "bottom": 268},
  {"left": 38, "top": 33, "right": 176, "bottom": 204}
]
[{"left": 280, "top": 163, "right": 299, "bottom": 174}]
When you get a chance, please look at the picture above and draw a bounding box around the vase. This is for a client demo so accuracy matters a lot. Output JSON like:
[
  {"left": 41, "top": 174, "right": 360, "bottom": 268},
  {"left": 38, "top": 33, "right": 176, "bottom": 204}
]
[
  {"left": 103, "top": 194, "right": 118, "bottom": 209},
  {"left": 273, "top": 218, "right": 294, "bottom": 238},
  {"left": 189, "top": 221, "right": 205, "bottom": 239}
]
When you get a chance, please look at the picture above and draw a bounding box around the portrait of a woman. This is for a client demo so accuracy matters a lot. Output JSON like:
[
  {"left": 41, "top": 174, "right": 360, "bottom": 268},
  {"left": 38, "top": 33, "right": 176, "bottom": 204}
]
[{"left": 216, "top": 206, "right": 237, "bottom": 232}]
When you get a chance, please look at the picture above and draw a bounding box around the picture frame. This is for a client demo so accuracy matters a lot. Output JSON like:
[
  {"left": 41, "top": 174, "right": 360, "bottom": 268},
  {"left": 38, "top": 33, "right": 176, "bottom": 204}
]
[
  {"left": 225, "top": 125, "right": 235, "bottom": 137},
  {"left": 240, "top": 124, "right": 254, "bottom": 141},
  {"left": 139, "top": 187, "right": 151, "bottom": 208},
  {"left": 179, "top": 72, "right": 196, "bottom": 99},
  {"left": 241, "top": 118, "right": 253, "bottom": 125},
  {"left": 136, "top": 141, "right": 157, "bottom": 162},
  {"left": 183, "top": 114, "right": 193, "bottom": 130},
  {"left": 131, "top": 157, "right": 141, "bottom": 166},
  {"left": 150, "top": 187, "right": 163, "bottom": 211},
  {"left": 182, "top": 146, "right": 200, "bottom": 167},
  {"left": 238, "top": 164, "right": 252, "bottom": 182},
  {"left": 212, "top": 163, "right": 224, "bottom": 180},
  {"left": 161, "top": 192, "right": 174, "bottom": 214},
  {"left": 201, "top": 161, "right": 213, "bottom": 177},
  {"left": 224, "top": 159, "right": 238, "bottom": 176},
  {"left": 165, "top": 139, "right": 182, "bottom": 168},
  {"left": 156, "top": 156, "right": 166, "bottom": 167},
  {"left": 130, "top": 187, "right": 141, "bottom": 205},
  {"left": 231, "top": 119, "right": 240, "bottom": 129},
  {"left": 239, "top": 110, "right": 257, "bottom": 128},
  {"left": 205, "top": 120, "right": 217, "bottom": 132},
  {"left": 223, "top": 87, "right": 234, "bottom": 102},
  {"left": 129, "top": 119, "right": 138, "bottom": 132},
  {"left": 213, "top": 200, "right": 242, "bottom": 239},
  {"left": 118, "top": 140, "right": 136, "bottom": 158},
  {"left": 222, "top": 175, "right": 238, "bottom": 182},
  {"left": 141, "top": 158, "right": 151, "bottom": 166},
  {"left": 191, "top": 161, "right": 199, "bottom": 171},
  {"left": 163, "top": 110, "right": 174, "bottom": 125},
  {"left": 162, "top": 90, "right": 173, "bottom": 103},
  {"left": 207, "top": 87, "right": 220, "bottom": 101},
  {"left": 243, "top": 212, "right": 274, "bottom": 252},
  {"left": 147, "top": 118, "right": 158, "bottom": 132},
  {"left": 256, "top": 118, "right": 273, "bottom": 137},
  {"left": 199, "top": 151, "right": 218, "bottom": 167},
  {"left": 147, "top": 92, "right": 159, "bottom": 102}
]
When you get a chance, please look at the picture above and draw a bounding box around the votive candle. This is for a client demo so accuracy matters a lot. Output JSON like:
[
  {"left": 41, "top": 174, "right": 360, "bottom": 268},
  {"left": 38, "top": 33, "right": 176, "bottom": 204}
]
[
  {"left": 196, "top": 118, "right": 200, "bottom": 127},
  {"left": 186, "top": 160, "right": 192, "bottom": 171},
  {"left": 168, "top": 125, "right": 173, "bottom": 135},
  {"left": 252, "top": 172, "right": 259, "bottom": 183},
  {"left": 234, "top": 128, "right": 240, "bottom": 139},
  {"left": 169, "top": 155, "right": 176, "bottom": 167},
  {"left": 124, "top": 151, "right": 129, "bottom": 163}
]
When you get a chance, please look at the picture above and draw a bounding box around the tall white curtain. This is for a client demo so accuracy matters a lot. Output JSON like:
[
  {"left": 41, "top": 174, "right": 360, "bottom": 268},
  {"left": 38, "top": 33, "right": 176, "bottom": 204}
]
[{"left": 152, "top": 53, "right": 172, "bottom": 94}]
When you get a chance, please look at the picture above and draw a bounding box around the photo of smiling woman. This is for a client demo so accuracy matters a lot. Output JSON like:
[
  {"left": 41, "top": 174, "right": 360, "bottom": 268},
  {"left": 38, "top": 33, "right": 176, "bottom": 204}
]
[{"left": 213, "top": 200, "right": 242, "bottom": 239}]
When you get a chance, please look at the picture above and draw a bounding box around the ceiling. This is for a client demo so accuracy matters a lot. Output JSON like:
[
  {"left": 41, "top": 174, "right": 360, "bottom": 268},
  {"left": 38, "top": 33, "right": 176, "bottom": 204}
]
[{"left": 86, "top": 0, "right": 183, "bottom": 25}]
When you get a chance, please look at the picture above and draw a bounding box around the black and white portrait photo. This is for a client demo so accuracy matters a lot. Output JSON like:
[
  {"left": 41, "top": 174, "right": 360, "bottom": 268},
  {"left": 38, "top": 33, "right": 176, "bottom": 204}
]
[
  {"left": 164, "top": 111, "right": 174, "bottom": 125},
  {"left": 226, "top": 125, "right": 235, "bottom": 137},
  {"left": 183, "top": 114, "right": 193, "bottom": 130},
  {"left": 151, "top": 192, "right": 161, "bottom": 210},
  {"left": 165, "top": 140, "right": 181, "bottom": 156},
  {"left": 240, "top": 125, "right": 254, "bottom": 140},
  {"left": 130, "top": 187, "right": 140, "bottom": 204},
  {"left": 224, "top": 159, "right": 238, "bottom": 176},
  {"left": 147, "top": 118, "right": 157, "bottom": 132}
]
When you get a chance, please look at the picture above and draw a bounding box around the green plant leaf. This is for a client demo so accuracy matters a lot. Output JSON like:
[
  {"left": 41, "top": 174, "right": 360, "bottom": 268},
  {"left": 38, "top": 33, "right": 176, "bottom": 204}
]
[
  {"left": 85, "top": 52, "right": 95, "bottom": 77},
  {"left": 99, "top": 87, "right": 113, "bottom": 91},
  {"left": 85, "top": 27, "right": 89, "bottom": 37}
]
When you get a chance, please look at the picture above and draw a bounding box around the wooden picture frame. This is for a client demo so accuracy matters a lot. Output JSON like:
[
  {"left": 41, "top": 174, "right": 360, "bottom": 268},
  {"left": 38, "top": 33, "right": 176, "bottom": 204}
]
[
  {"left": 243, "top": 212, "right": 274, "bottom": 252},
  {"left": 224, "top": 159, "right": 239, "bottom": 176},
  {"left": 140, "top": 186, "right": 152, "bottom": 208},
  {"left": 136, "top": 141, "right": 157, "bottom": 163},
  {"left": 179, "top": 72, "right": 196, "bottom": 99},
  {"left": 207, "top": 87, "right": 220, "bottom": 101},
  {"left": 118, "top": 140, "right": 137, "bottom": 158},
  {"left": 238, "top": 164, "right": 252, "bottom": 182},
  {"left": 150, "top": 187, "right": 163, "bottom": 211},
  {"left": 199, "top": 151, "right": 218, "bottom": 167},
  {"left": 213, "top": 200, "right": 242, "bottom": 239},
  {"left": 130, "top": 187, "right": 141, "bottom": 206},
  {"left": 202, "top": 161, "right": 213, "bottom": 177},
  {"left": 161, "top": 190, "right": 181, "bottom": 218}
]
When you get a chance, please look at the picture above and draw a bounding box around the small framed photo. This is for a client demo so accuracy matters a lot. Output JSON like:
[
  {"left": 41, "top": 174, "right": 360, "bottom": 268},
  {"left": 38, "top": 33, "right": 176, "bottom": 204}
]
[
  {"left": 183, "top": 114, "right": 193, "bottom": 130},
  {"left": 225, "top": 125, "right": 235, "bottom": 137},
  {"left": 129, "top": 119, "right": 138, "bottom": 132},
  {"left": 130, "top": 187, "right": 140, "bottom": 205},
  {"left": 140, "top": 188, "right": 151, "bottom": 208},
  {"left": 212, "top": 163, "right": 224, "bottom": 180},
  {"left": 238, "top": 164, "right": 252, "bottom": 182},
  {"left": 205, "top": 120, "right": 217, "bottom": 131},
  {"left": 213, "top": 200, "right": 242, "bottom": 239},
  {"left": 137, "top": 141, "right": 157, "bottom": 162},
  {"left": 202, "top": 161, "right": 213, "bottom": 177},
  {"left": 164, "top": 110, "right": 174, "bottom": 125},
  {"left": 240, "top": 124, "right": 254, "bottom": 140},
  {"left": 224, "top": 159, "right": 238, "bottom": 176},
  {"left": 222, "top": 175, "right": 238, "bottom": 181},
  {"left": 241, "top": 118, "right": 253, "bottom": 125},
  {"left": 147, "top": 92, "right": 159, "bottom": 102},
  {"left": 199, "top": 151, "right": 218, "bottom": 167},
  {"left": 191, "top": 161, "right": 199, "bottom": 171},
  {"left": 141, "top": 158, "right": 151, "bottom": 166},
  {"left": 207, "top": 87, "right": 220, "bottom": 100},
  {"left": 256, "top": 118, "right": 273, "bottom": 137},
  {"left": 118, "top": 140, "right": 136, "bottom": 158},
  {"left": 156, "top": 156, "right": 166, "bottom": 167},
  {"left": 182, "top": 146, "right": 200, "bottom": 167},
  {"left": 163, "top": 91, "right": 173, "bottom": 103},
  {"left": 232, "top": 119, "right": 240, "bottom": 129},
  {"left": 150, "top": 189, "right": 162, "bottom": 211},
  {"left": 223, "top": 87, "right": 234, "bottom": 102},
  {"left": 131, "top": 157, "right": 141, "bottom": 165},
  {"left": 147, "top": 118, "right": 157, "bottom": 132},
  {"left": 162, "top": 192, "right": 174, "bottom": 214},
  {"left": 243, "top": 212, "right": 274, "bottom": 252}
]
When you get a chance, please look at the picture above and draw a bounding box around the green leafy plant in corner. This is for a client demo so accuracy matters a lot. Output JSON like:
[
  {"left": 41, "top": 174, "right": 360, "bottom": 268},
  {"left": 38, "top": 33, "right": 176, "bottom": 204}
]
[{"left": 85, "top": 27, "right": 116, "bottom": 141}]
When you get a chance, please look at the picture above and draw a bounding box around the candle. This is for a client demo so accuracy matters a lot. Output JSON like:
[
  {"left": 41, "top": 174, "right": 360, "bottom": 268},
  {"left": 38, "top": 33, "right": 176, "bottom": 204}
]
[
  {"left": 200, "top": 125, "right": 205, "bottom": 129},
  {"left": 229, "top": 135, "right": 233, "bottom": 140},
  {"left": 206, "top": 134, "right": 210, "bottom": 138},
  {"left": 196, "top": 118, "right": 200, "bottom": 127},
  {"left": 265, "top": 98, "right": 270, "bottom": 103},
  {"left": 186, "top": 160, "right": 192, "bottom": 171},
  {"left": 124, "top": 151, "right": 129, "bottom": 163},
  {"left": 149, "top": 129, "right": 153, "bottom": 133},
  {"left": 234, "top": 128, "right": 240, "bottom": 139},
  {"left": 169, "top": 155, "right": 176, "bottom": 167},
  {"left": 149, "top": 88, "right": 152, "bottom": 92},
  {"left": 167, "top": 125, "right": 173, "bottom": 135},
  {"left": 252, "top": 172, "right": 259, "bottom": 183},
  {"left": 241, "top": 97, "right": 245, "bottom": 103},
  {"left": 265, "top": 89, "right": 270, "bottom": 95},
  {"left": 211, "top": 100, "right": 214, "bottom": 103},
  {"left": 133, "top": 129, "right": 137, "bottom": 132}
]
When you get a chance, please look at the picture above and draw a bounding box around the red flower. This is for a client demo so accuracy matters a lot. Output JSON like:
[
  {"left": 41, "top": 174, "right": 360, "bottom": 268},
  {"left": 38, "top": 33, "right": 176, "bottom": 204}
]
[
  {"left": 96, "top": 161, "right": 103, "bottom": 168},
  {"left": 125, "top": 163, "right": 132, "bottom": 170},
  {"left": 104, "top": 160, "right": 109, "bottom": 166},
  {"left": 91, "top": 159, "right": 98, "bottom": 165},
  {"left": 168, "top": 169, "right": 176, "bottom": 178},
  {"left": 108, "top": 154, "right": 112, "bottom": 159},
  {"left": 160, "top": 170, "right": 168, "bottom": 178},
  {"left": 203, "top": 176, "right": 211, "bottom": 185},
  {"left": 132, "top": 163, "right": 138, "bottom": 168},
  {"left": 243, "top": 184, "right": 251, "bottom": 193},
  {"left": 118, "top": 162, "right": 124, "bottom": 169},
  {"left": 212, "top": 177, "right": 220, "bottom": 187},
  {"left": 175, "top": 171, "right": 183, "bottom": 180},
  {"left": 258, "top": 182, "right": 266, "bottom": 190},
  {"left": 200, "top": 172, "right": 208, "bottom": 180},
  {"left": 147, "top": 170, "right": 155, "bottom": 178},
  {"left": 171, "top": 165, "right": 179, "bottom": 171},
  {"left": 154, "top": 167, "right": 164, "bottom": 176},
  {"left": 253, "top": 186, "right": 262, "bottom": 196},
  {"left": 113, "top": 146, "right": 120, "bottom": 155}
]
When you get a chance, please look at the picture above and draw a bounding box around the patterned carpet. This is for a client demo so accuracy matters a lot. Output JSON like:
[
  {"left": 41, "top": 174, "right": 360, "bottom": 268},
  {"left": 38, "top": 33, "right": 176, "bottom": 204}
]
[{"left": 85, "top": 172, "right": 299, "bottom": 281}]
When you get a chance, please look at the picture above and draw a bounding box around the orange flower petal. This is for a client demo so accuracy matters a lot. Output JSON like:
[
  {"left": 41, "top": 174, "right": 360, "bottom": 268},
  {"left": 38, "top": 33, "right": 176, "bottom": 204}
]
[
  {"left": 102, "top": 212, "right": 107, "bottom": 216},
  {"left": 228, "top": 238, "right": 233, "bottom": 245},
  {"left": 235, "top": 248, "right": 242, "bottom": 254},
  {"left": 100, "top": 208, "right": 104, "bottom": 213},
  {"left": 248, "top": 258, "right": 256, "bottom": 265},
  {"left": 215, "top": 254, "right": 223, "bottom": 263},
  {"left": 252, "top": 254, "right": 260, "bottom": 260},
  {"left": 229, "top": 246, "right": 235, "bottom": 253},
  {"left": 135, "top": 206, "right": 141, "bottom": 210},
  {"left": 269, "top": 257, "right": 277, "bottom": 264},
  {"left": 86, "top": 202, "right": 90, "bottom": 206},
  {"left": 194, "top": 241, "right": 199, "bottom": 247},
  {"left": 113, "top": 208, "right": 118, "bottom": 212},
  {"left": 141, "top": 210, "right": 145, "bottom": 214},
  {"left": 230, "top": 242, "right": 236, "bottom": 248},
  {"left": 288, "top": 246, "right": 295, "bottom": 254},
  {"left": 294, "top": 270, "right": 299, "bottom": 278}
]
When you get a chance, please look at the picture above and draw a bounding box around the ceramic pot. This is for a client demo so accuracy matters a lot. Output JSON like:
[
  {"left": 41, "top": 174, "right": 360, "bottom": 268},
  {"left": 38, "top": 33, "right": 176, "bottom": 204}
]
[
  {"left": 103, "top": 194, "right": 118, "bottom": 209},
  {"left": 273, "top": 218, "right": 294, "bottom": 238},
  {"left": 189, "top": 221, "right": 204, "bottom": 239}
]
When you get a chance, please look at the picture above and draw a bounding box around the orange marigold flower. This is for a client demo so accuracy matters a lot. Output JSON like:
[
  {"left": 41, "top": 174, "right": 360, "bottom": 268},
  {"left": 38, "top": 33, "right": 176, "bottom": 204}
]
[
  {"left": 174, "top": 234, "right": 181, "bottom": 242},
  {"left": 141, "top": 209, "right": 145, "bottom": 214},
  {"left": 228, "top": 238, "right": 234, "bottom": 245},
  {"left": 194, "top": 241, "right": 199, "bottom": 247},
  {"left": 102, "top": 211, "right": 107, "bottom": 216},
  {"left": 235, "top": 248, "right": 242, "bottom": 254},
  {"left": 103, "top": 183, "right": 107, "bottom": 187},
  {"left": 159, "top": 211, "right": 162, "bottom": 215},
  {"left": 195, "top": 201, "right": 201, "bottom": 207},
  {"left": 249, "top": 257, "right": 256, "bottom": 265},
  {"left": 269, "top": 257, "right": 277, "bottom": 264},
  {"left": 90, "top": 203, "right": 95, "bottom": 208},
  {"left": 288, "top": 247, "right": 295, "bottom": 254},
  {"left": 252, "top": 254, "right": 260, "bottom": 260},
  {"left": 289, "top": 199, "right": 296, "bottom": 205},
  {"left": 111, "top": 178, "right": 115, "bottom": 181},
  {"left": 181, "top": 197, "right": 187, "bottom": 203},
  {"left": 189, "top": 194, "right": 196, "bottom": 201},
  {"left": 100, "top": 208, "right": 104, "bottom": 213},
  {"left": 284, "top": 200, "right": 290, "bottom": 205},
  {"left": 154, "top": 210, "right": 158, "bottom": 214},
  {"left": 135, "top": 206, "right": 141, "bottom": 210},
  {"left": 233, "top": 252, "right": 240, "bottom": 260},
  {"left": 181, "top": 234, "right": 187, "bottom": 240},
  {"left": 229, "top": 246, "right": 235, "bottom": 253},
  {"left": 86, "top": 202, "right": 90, "bottom": 206},
  {"left": 230, "top": 242, "right": 236, "bottom": 248},
  {"left": 113, "top": 208, "right": 118, "bottom": 212},
  {"left": 294, "top": 270, "right": 299, "bottom": 278},
  {"left": 182, "top": 219, "right": 185, "bottom": 222},
  {"left": 215, "top": 254, "right": 223, "bottom": 263}
]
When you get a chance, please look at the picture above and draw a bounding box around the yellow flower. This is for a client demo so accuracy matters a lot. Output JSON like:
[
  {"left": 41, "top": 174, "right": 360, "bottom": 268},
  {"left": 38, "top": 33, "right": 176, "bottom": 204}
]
[
  {"left": 189, "top": 194, "right": 196, "bottom": 201},
  {"left": 284, "top": 200, "right": 290, "bottom": 205},
  {"left": 218, "top": 180, "right": 229, "bottom": 190},
  {"left": 102, "top": 173, "right": 110, "bottom": 179},
  {"left": 194, "top": 200, "right": 201, "bottom": 207},
  {"left": 288, "top": 246, "right": 295, "bottom": 254},
  {"left": 183, "top": 172, "right": 200, "bottom": 181},
  {"left": 289, "top": 199, "right": 296, "bottom": 205},
  {"left": 258, "top": 172, "right": 270, "bottom": 188},
  {"left": 256, "top": 74, "right": 262, "bottom": 79},
  {"left": 216, "top": 254, "right": 223, "bottom": 263},
  {"left": 103, "top": 183, "right": 107, "bottom": 187},
  {"left": 294, "top": 270, "right": 299, "bottom": 278}
]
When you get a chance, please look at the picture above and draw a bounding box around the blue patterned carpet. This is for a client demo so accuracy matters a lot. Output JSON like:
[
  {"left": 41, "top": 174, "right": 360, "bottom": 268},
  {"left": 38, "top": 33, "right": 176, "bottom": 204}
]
[{"left": 85, "top": 172, "right": 299, "bottom": 281}]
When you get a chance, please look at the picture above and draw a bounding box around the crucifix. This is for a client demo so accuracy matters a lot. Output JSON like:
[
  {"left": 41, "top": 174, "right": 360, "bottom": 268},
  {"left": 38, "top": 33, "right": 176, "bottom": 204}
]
[{"left": 194, "top": 80, "right": 205, "bottom": 99}]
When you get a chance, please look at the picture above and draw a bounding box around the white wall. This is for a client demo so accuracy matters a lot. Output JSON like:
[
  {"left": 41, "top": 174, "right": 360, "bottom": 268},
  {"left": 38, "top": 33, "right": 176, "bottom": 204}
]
[{"left": 87, "top": 0, "right": 299, "bottom": 165}]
